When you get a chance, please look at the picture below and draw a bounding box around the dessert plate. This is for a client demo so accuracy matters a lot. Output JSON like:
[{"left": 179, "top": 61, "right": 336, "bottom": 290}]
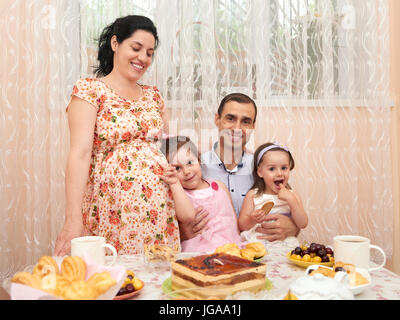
[
  {"left": 305, "top": 265, "right": 371, "bottom": 295},
  {"left": 161, "top": 277, "right": 273, "bottom": 299},
  {"left": 113, "top": 280, "right": 144, "bottom": 300},
  {"left": 286, "top": 252, "right": 334, "bottom": 268}
]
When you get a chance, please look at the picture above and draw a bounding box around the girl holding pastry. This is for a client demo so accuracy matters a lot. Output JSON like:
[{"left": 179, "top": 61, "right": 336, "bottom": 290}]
[
  {"left": 160, "top": 136, "right": 244, "bottom": 253},
  {"left": 239, "top": 142, "right": 308, "bottom": 252}
]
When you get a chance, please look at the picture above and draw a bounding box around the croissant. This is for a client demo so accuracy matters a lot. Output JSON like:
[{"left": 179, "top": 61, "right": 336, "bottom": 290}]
[
  {"left": 245, "top": 242, "right": 266, "bottom": 258},
  {"left": 87, "top": 271, "right": 116, "bottom": 296},
  {"left": 240, "top": 247, "right": 257, "bottom": 261},
  {"left": 215, "top": 243, "right": 242, "bottom": 258},
  {"left": 61, "top": 280, "right": 97, "bottom": 300},
  {"left": 11, "top": 272, "right": 42, "bottom": 290},
  {"left": 215, "top": 243, "right": 239, "bottom": 253},
  {"left": 225, "top": 248, "right": 242, "bottom": 258},
  {"left": 40, "top": 273, "right": 61, "bottom": 296},
  {"left": 39, "top": 274, "right": 72, "bottom": 297},
  {"left": 32, "top": 256, "right": 59, "bottom": 278},
  {"left": 61, "top": 256, "right": 86, "bottom": 282}
]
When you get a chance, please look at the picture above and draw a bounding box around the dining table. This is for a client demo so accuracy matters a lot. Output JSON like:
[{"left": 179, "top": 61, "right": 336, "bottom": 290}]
[{"left": 2, "top": 246, "right": 400, "bottom": 300}]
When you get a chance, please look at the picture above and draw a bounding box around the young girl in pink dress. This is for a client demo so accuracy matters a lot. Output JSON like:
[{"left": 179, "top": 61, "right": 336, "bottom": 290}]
[{"left": 161, "top": 136, "right": 244, "bottom": 252}]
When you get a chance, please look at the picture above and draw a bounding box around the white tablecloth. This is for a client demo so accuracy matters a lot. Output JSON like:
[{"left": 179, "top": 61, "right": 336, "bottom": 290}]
[
  {"left": 4, "top": 248, "right": 400, "bottom": 300},
  {"left": 112, "top": 248, "right": 400, "bottom": 300}
]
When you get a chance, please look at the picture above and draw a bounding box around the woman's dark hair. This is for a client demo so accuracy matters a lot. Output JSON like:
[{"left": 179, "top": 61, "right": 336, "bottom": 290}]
[
  {"left": 217, "top": 93, "right": 257, "bottom": 123},
  {"left": 161, "top": 136, "right": 200, "bottom": 162},
  {"left": 252, "top": 142, "right": 295, "bottom": 196},
  {"left": 94, "top": 15, "right": 159, "bottom": 77}
]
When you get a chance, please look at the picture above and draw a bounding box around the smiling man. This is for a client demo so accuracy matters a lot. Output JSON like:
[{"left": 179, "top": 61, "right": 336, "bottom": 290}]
[
  {"left": 179, "top": 93, "right": 300, "bottom": 243},
  {"left": 202, "top": 93, "right": 256, "bottom": 215}
]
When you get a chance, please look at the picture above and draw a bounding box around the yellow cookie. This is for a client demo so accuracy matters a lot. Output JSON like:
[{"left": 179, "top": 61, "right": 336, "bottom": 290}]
[{"left": 261, "top": 201, "right": 274, "bottom": 214}]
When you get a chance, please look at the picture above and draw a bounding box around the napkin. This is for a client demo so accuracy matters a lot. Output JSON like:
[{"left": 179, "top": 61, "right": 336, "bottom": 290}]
[{"left": 10, "top": 253, "right": 126, "bottom": 300}]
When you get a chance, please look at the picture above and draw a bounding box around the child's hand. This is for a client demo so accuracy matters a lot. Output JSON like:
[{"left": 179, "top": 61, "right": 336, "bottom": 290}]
[
  {"left": 160, "top": 165, "right": 179, "bottom": 185},
  {"left": 250, "top": 209, "right": 266, "bottom": 223},
  {"left": 277, "top": 183, "right": 293, "bottom": 202}
]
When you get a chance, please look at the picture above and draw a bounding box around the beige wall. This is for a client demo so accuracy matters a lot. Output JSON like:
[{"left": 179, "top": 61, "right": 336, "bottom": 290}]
[{"left": 389, "top": 0, "right": 400, "bottom": 275}]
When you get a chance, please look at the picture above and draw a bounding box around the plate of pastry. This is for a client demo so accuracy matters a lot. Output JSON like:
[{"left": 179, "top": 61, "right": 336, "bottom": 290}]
[
  {"left": 114, "top": 270, "right": 144, "bottom": 300},
  {"left": 305, "top": 262, "right": 371, "bottom": 295},
  {"left": 214, "top": 242, "right": 267, "bottom": 262}
]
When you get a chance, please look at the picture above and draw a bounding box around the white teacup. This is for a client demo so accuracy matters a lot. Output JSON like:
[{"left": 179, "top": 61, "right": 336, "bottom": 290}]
[
  {"left": 333, "top": 235, "right": 386, "bottom": 272},
  {"left": 71, "top": 236, "right": 117, "bottom": 266}
]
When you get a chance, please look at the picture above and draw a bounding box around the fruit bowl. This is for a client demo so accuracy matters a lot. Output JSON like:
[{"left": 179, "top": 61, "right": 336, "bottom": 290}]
[
  {"left": 286, "top": 252, "right": 334, "bottom": 268},
  {"left": 113, "top": 280, "right": 144, "bottom": 300},
  {"left": 113, "top": 270, "right": 144, "bottom": 300},
  {"left": 286, "top": 243, "right": 334, "bottom": 268}
]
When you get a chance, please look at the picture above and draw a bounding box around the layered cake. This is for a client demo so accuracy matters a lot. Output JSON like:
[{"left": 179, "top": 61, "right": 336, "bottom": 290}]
[{"left": 171, "top": 253, "right": 266, "bottom": 299}]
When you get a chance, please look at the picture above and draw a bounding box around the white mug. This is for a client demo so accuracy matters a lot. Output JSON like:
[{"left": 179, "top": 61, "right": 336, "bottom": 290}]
[
  {"left": 71, "top": 236, "right": 117, "bottom": 266},
  {"left": 333, "top": 235, "right": 386, "bottom": 272}
]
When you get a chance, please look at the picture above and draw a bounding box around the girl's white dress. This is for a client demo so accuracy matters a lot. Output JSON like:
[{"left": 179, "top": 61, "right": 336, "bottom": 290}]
[{"left": 240, "top": 191, "right": 299, "bottom": 253}]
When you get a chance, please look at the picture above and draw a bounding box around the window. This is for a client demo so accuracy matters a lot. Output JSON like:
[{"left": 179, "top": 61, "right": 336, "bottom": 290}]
[{"left": 80, "top": 0, "right": 385, "bottom": 105}]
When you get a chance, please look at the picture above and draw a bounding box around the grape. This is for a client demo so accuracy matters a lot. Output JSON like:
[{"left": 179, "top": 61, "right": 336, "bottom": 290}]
[
  {"left": 309, "top": 243, "right": 317, "bottom": 253},
  {"left": 117, "top": 287, "right": 126, "bottom": 296},
  {"left": 125, "top": 283, "right": 134, "bottom": 293},
  {"left": 294, "top": 247, "right": 302, "bottom": 255},
  {"left": 317, "top": 248, "right": 327, "bottom": 257},
  {"left": 321, "top": 255, "right": 330, "bottom": 262}
]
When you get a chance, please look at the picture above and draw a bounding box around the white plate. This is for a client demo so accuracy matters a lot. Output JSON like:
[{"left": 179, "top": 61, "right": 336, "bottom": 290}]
[
  {"left": 305, "top": 265, "right": 371, "bottom": 296},
  {"left": 350, "top": 268, "right": 371, "bottom": 295}
]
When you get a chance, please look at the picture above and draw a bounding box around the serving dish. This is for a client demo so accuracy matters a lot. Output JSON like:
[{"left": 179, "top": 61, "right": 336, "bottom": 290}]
[
  {"left": 305, "top": 265, "right": 371, "bottom": 295},
  {"left": 113, "top": 279, "right": 144, "bottom": 300},
  {"left": 286, "top": 252, "right": 334, "bottom": 268},
  {"left": 161, "top": 277, "right": 272, "bottom": 299}
]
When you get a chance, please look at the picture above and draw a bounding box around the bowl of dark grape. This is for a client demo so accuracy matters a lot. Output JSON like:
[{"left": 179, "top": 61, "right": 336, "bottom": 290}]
[{"left": 287, "top": 243, "right": 334, "bottom": 268}]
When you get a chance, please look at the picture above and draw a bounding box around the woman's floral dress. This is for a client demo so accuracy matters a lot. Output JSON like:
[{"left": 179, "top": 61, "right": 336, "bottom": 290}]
[{"left": 70, "top": 78, "right": 180, "bottom": 254}]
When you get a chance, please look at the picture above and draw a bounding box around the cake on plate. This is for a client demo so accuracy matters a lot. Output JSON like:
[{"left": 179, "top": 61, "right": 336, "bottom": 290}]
[{"left": 170, "top": 253, "right": 266, "bottom": 299}]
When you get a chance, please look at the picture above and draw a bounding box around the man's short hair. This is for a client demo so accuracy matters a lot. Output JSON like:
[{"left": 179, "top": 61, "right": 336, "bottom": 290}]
[{"left": 217, "top": 93, "right": 257, "bottom": 123}]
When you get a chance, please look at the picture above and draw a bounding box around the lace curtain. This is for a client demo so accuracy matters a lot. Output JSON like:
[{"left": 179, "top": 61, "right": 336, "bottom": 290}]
[
  {"left": 0, "top": 0, "right": 393, "bottom": 281},
  {"left": 0, "top": 0, "right": 80, "bottom": 281}
]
